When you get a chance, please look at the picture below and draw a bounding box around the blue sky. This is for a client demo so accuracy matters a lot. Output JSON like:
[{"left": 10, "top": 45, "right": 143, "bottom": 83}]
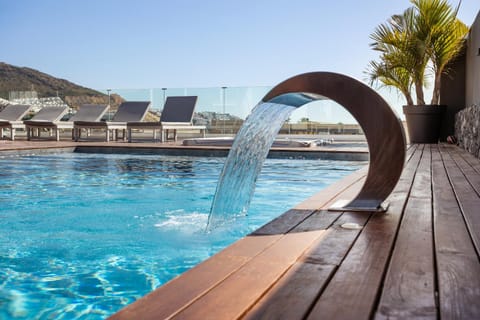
[{"left": 0, "top": 0, "right": 478, "bottom": 121}]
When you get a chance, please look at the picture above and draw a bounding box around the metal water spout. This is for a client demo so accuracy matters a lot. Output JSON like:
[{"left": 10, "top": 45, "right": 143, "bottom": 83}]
[{"left": 262, "top": 72, "right": 406, "bottom": 212}]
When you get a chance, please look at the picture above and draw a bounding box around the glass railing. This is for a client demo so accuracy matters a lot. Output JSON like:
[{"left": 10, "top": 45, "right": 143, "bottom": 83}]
[
  {"left": 3, "top": 86, "right": 363, "bottom": 136},
  {"left": 106, "top": 86, "right": 361, "bottom": 136}
]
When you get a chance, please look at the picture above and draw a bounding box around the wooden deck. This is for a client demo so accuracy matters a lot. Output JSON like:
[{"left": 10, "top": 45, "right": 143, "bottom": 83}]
[{"left": 110, "top": 144, "right": 480, "bottom": 319}]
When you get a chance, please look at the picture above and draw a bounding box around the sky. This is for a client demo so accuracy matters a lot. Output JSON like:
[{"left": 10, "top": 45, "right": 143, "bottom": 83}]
[{"left": 0, "top": 0, "right": 479, "bottom": 121}]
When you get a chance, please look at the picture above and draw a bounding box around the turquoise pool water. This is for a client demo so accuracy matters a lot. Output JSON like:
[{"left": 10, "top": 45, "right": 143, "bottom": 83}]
[{"left": 0, "top": 153, "right": 364, "bottom": 319}]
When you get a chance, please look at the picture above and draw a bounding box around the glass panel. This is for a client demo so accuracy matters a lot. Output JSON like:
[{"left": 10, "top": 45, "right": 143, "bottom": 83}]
[
  {"left": 109, "top": 86, "right": 274, "bottom": 135},
  {"left": 5, "top": 85, "right": 362, "bottom": 136},
  {"left": 109, "top": 86, "right": 362, "bottom": 135}
]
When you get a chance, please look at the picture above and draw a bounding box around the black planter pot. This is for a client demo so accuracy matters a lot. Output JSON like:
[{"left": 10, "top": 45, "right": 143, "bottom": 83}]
[{"left": 403, "top": 105, "right": 446, "bottom": 144}]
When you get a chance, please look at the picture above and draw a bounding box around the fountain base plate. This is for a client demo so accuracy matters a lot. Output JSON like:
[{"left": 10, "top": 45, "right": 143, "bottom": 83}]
[{"left": 328, "top": 200, "right": 389, "bottom": 213}]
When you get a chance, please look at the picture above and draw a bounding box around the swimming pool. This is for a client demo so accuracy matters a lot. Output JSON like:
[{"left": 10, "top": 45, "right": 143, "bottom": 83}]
[{"left": 0, "top": 152, "right": 364, "bottom": 319}]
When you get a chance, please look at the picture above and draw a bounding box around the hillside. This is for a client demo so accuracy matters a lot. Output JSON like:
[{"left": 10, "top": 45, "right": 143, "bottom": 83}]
[
  {"left": 0, "top": 62, "right": 159, "bottom": 120},
  {"left": 0, "top": 62, "right": 103, "bottom": 100}
]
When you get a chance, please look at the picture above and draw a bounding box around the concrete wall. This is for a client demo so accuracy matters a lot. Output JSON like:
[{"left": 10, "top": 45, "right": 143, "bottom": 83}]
[
  {"left": 440, "top": 51, "right": 466, "bottom": 140},
  {"left": 466, "top": 11, "right": 480, "bottom": 108},
  {"left": 440, "top": 12, "right": 480, "bottom": 140}
]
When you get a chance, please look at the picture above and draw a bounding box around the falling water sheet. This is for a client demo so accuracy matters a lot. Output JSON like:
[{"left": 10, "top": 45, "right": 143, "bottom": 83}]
[{"left": 208, "top": 102, "right": 296, "bottom": 229}]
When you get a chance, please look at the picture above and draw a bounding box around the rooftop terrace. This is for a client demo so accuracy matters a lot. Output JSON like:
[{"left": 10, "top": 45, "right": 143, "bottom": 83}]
[{"left": 1, "top": 140, "right": 478, "bottom": 319}]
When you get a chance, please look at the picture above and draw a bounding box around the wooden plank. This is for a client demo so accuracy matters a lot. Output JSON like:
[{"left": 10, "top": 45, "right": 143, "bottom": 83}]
[
  {"left": 305, "top": 145, "right": 425, "bottom": 320},
  {"left": 292, "top": 210, "right": 341, "bottom": 233},
  {"left": 252, "top": 209, "right": 315, "bottom": 235},
  {"left": 244, "top": 261, "right": 334, "bottom": 320},
  {"left": 457, "top": 144, "right": 480, "bottom": 176},
  {"left": 242, "top": 212, "right": 371, "bottom": 320},
  {"left": 307, "top": 213, "right": 403, "bottom": 320},
  {"left": 405, "top": 143, "right": 418, "bottom": 161},
  {"left": 440, "top": 145, "right": 480, "bottom": 255},
  {"left": 431, "top": 145, "right": 480, "bottom": 319},
  {"left": 386, "top": 143, "right": 421, "bottom": 196},
  {"left": 300, "top": 212, "right": 374, "bottom": 266},
  {"left": 446, "top": 144, "right": 480, "bottom": 196},
  {"left": 110, "top": 234, "right": 282, "bottom": 320},
  {"left": 375, "top": 145, "right": 436, "bottom": 319},
  {"left": 171, "top": 230, "right": 325, "bottom": 320}
]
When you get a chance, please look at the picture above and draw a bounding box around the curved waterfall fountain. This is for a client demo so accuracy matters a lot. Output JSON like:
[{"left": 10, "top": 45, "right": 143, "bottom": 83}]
[{"left": 208, "top": 72, "right": 406, "bottom": 230}]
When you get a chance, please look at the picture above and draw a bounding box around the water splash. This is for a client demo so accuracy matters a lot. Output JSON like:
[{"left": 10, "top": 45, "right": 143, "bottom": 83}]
[{"left": 207, "top": 102, "right": 296, "bottom": 229}]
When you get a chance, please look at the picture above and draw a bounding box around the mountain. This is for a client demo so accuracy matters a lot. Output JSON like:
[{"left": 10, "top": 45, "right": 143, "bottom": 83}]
[
  {"left": 0, "top": 62, "right": 103, "bottom": 100},
  {"left": 0, "top": 62, "right": 122, "bottom": 110},
  {"left": 0, "top": 62, "right": 159, "bottom": 120}
]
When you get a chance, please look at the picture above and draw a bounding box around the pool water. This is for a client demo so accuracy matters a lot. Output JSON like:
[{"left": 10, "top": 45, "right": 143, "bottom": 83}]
[{"left": 0, "top": 153, "right": 364, "bottom": 319}]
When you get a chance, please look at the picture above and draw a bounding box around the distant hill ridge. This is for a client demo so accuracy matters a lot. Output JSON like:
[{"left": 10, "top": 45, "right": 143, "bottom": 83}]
[
  {"left": 0, "top": 62, "right": 104, "bottom": 100},
  {"left": 0, "top": 62, "right": 160, "bottom": 121},
  {"left": 0, "top": 62, "right": 124, "bottom": 111}
]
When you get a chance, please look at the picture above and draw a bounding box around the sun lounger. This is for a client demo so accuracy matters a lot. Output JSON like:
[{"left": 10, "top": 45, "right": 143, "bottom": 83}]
[
  {"left": 74, "top": 101, "right": 150, "bottom": 142},
  {"left": 0, "top": 104, "right": 32, "bottom": 140},
  {"left": 23, "top": 104, "right": 108, "bottom": 141},
  {"left": 23, "top": 106, "right": 69, "bottom": 141},
  {"left": 61, "top": 104, "right": 109, "bottom": 140},
  {"left": 127, "top": 96, "right": 206, "bottom": 142}
]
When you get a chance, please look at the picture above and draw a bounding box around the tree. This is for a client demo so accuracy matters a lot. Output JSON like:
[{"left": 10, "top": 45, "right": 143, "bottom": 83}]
[{"left": 366, "top": 0, "right": 468, "bottom": 106}]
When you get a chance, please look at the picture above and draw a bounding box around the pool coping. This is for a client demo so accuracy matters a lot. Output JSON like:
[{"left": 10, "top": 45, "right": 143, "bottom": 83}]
[{"left": 0, "top": 141, "right": 369, "bottom": 161}]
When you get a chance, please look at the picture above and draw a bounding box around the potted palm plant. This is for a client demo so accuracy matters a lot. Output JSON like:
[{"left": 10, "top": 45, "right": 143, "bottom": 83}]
[{"left": 366, "top": 0, "right": 468, "bottom": 143}]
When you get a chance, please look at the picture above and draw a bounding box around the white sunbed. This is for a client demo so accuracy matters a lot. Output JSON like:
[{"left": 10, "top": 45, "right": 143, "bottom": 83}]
[
  {"left": 0, "top": 104, "right": 32, "bottom": 140},
  {"left": 23, "top": 104, "right": 109, "bottom": 141},
  {"left": 74, "top": 101, "right": 150, "bottom": 142},
  {"left": 23, "top": 106, "right": 69, "bottom": 141},
  {"left": 127, "top": 96, "right": 206, "bottom": 142}
]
